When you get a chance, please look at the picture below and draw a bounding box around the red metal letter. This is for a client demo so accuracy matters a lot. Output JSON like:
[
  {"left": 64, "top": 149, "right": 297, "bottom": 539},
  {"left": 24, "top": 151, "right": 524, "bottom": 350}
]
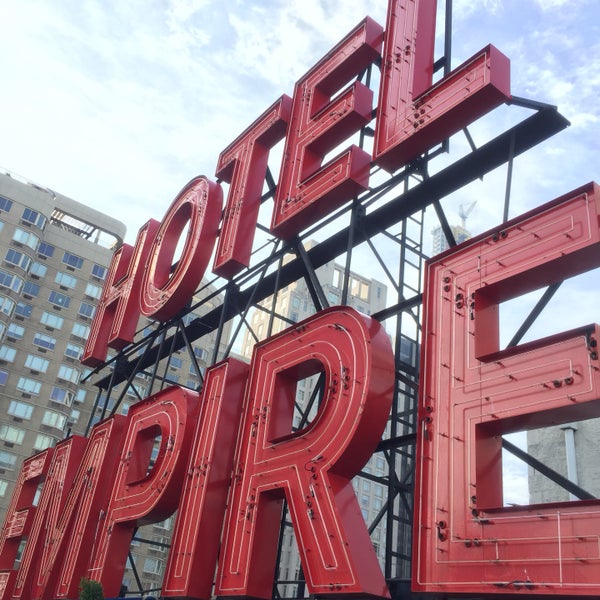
[
  {"left": 81, "top": 220, "right": 160, "bottom": 366},
  {"left": 0, "top": 452, "right": 53, "bottom": 600},
  {"left": 139, "top": 176, "right": 222, "bottom": 320},
  {"left": 88, "top": 387, "right": 199, "bottom": 597},
  {"left": 414, "top": 183, "right": 600, "bottom": 595},
  {"left": 374, "top": 0, "right": 510, "bottom": 172},
  {"left": 270, "top": 18, "right": 383, "bottom": 239},
  {"left": 10, "top": 417, "right": 125, "bottom": 600},
  {"left": 162, "top": 358, "right": 249, "bottom": 600},
  {"left": 216, "top": 307, "right": 394, "bottom": 599},
  {"left": 214, "top": 96, "right": 292, "bottom": 278}
]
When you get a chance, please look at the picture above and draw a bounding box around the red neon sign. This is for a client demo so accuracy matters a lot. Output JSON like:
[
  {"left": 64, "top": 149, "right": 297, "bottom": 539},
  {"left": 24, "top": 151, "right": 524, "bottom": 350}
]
[
  {"left": 414, "top": 183, "right": 600, "bottom": 595},
  {"left": 81, "top": 0, "right": 509, "bottom": 367},
  {"left": 374, "top": 0, "right": 510, "bottom": 171},
  {"left": 0, "top": 309, "right": 394, "bottom": 600},
  {"left": 6, "top": 1, "right": 595, "bottom": 598},
  {"left": 216, "top": 308, "right": 394, "bottom": 598}
]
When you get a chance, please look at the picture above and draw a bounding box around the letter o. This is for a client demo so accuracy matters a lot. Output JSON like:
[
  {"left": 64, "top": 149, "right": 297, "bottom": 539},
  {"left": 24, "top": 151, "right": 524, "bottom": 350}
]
[{"left": 139, "top": 176, "right": 222, "bottom": 320}]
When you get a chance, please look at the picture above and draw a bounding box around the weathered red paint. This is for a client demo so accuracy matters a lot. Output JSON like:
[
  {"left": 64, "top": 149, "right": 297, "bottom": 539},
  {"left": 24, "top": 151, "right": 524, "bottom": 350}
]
[
  {"left": 0, "top": 417, "right": 126, "bottom": 600},
  {"left": 0, "top": 309, "right": 394, "bottom": 600},
  {"left": 0, "top": 452, "right": 53, "bottom": 598},
  {"left": 7, "top": 1, "right": 593, "bottom": 598},
  {"left": 414, "top": 183, "right": 600, "bottom": 595}
]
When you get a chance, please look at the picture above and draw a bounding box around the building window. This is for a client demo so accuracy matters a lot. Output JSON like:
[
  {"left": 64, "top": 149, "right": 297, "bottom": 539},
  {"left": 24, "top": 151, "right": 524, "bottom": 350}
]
[
  {"left": 193, "top": 347, "right": 207, "bottom": 361},
  {"left": 16, "top": 377, "right": 42, "bottom": 395},
  {"left": 85, "top": 282, "right": 102, "bottom": 300},
  {"left": 170, "top": 356, "right": 183, "bottom": 369},
  {"left": 0, "top": 480, "right": 8, "bottom": 497},
  {"left": 55, "top": 272, "right": 77, "bottom": 289},
  {"left": 40, "top": 312, "right": 64, "bottom": 330},
  {"left": 0, "top": 197, "right": 13, "bottom": 212},
  {"left": 29, "top": 262, "right": 47, "bottom": 278},
  {"left": 33, "top": 332, "right": 57, "bottom": 351},
  {"left": 50, "top": 386, "right": 74, "bottom": 406},
  {"left": 70, "top": 409, "right": 80, "bottom": 424},
  {"left": 5, "top": 249, "right": 32, "bottom": 272},
  {"left": 91, "top": 264, "right": 107, "bottom": 280},
  {"left": 64, "top": 343, "right": 82, "bottom": 359},
  {"left": 0, "top": 295, "right": 15, "bottom": 317},
  {"left": 62, "top": 252, "right": 84, "bottom": 270},
  {"left": 21, "top": 208, "right": 47, "bottom": 229},
  {"left": 8, "top": 400, "right": 34, "bottom": 419},
  {"left": 24, "top": 354, "right": 50, "bottom": 373},
  {"left": 142, "top": 557, "right": 163, "bottom": 575},
  {"left": 75, "top": 389, "right": 86, "bottom": 404},
  {"left": 33, "top": 434, "right": 54, "bottom": 451},
  {"left": 0, "top": 346, "right": 17, "bottom": 363},
  {"left": 38, "top": 242, "right": 54, "bottom": 258},
  {"left": 57, "top": 365, "right": 80, "bottom": 384},
  {"left": 12, "top": 228, "right": 40, "bottom": 250},
  {"left": 78, "top": 302, "right": 95, "bottom": 319},
  {"left": 15, "top": 302, "right": 32, "bottom": 318},
  {"left": 332, "top": 269, "right": 342, "bottom": 288},
  {"left": 0, "top": 424, "right": 25, "bottom": 445},
  {"left": 154, "top": 516, "right": 173, "bottom": 530},
  {"left": 0, "top": 370, "right": 8, "bottom": 386},
  {"left": 41, "top": 410, "right": 67, "bottom": 431},
  {"left": 48, "top": 290, "right": 71, "bottom": 308},
  {"left": 22, "top": 281, "right": 40, "bottom": 298},
  {"left": 0, "top": 451, "right": 17, "bottom": 470},
  {"left": 0, "top": 269, "right": 24, "bottom": 293},
  {"left": 71, "top": 322, "right": 90, "bottom": 340}
]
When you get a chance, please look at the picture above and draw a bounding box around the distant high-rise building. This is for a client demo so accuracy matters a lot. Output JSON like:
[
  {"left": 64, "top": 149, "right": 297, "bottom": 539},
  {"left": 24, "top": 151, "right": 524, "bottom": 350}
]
[
  {"left": 431, "top": 224, "right": 471, "bottom": 255},
  {"left": 0, "top": 170, "right": 124, "bottom": 522}
]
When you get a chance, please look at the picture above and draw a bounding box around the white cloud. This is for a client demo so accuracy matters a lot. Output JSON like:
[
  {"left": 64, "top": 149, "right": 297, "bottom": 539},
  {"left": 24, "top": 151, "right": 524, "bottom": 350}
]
[{"left": 0, "top": 0, "right": 597, "bottom": 247}]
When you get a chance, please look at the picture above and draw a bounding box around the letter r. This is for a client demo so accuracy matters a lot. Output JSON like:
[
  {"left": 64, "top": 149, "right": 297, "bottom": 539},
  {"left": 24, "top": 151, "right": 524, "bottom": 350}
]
[{"left": 216, "top": 307, "right": 395, "bottom": 599}]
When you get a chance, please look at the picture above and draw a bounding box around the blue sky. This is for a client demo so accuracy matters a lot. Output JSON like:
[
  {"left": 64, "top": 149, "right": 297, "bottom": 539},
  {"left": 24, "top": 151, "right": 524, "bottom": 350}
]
[
  {"left": 0, "top": 1, "right": 598, "bottom": 502},
  {"left": 0, "top": 0, "right": 598, "bottom": 243}
]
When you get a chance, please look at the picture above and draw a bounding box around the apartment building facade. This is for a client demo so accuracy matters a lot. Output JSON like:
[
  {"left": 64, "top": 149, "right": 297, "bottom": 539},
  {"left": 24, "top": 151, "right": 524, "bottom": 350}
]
[{"left": 0, "top": 170, "right": 125, "bottom": 524}]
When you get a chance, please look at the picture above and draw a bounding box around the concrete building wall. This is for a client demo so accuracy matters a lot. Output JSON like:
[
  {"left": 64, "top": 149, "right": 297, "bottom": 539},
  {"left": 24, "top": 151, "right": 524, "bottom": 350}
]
[
  {"left": 528, "top": 419, "right": 600, "bottom": 504},
  {"left": 0, "top": 171, "right": 123, "bottom": 523}
]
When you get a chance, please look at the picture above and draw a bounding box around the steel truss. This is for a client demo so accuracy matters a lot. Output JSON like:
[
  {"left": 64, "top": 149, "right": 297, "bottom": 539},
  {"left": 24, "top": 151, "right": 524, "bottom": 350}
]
[{"left": 84, "top": 2, "right": 578, "bottom": 597}]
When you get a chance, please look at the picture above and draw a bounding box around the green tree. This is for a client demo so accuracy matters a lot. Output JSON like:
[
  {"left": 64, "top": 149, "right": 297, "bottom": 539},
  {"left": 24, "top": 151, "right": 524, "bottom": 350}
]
[{"left": 79, "top": 578, "right": 104, "bottom": 600}]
